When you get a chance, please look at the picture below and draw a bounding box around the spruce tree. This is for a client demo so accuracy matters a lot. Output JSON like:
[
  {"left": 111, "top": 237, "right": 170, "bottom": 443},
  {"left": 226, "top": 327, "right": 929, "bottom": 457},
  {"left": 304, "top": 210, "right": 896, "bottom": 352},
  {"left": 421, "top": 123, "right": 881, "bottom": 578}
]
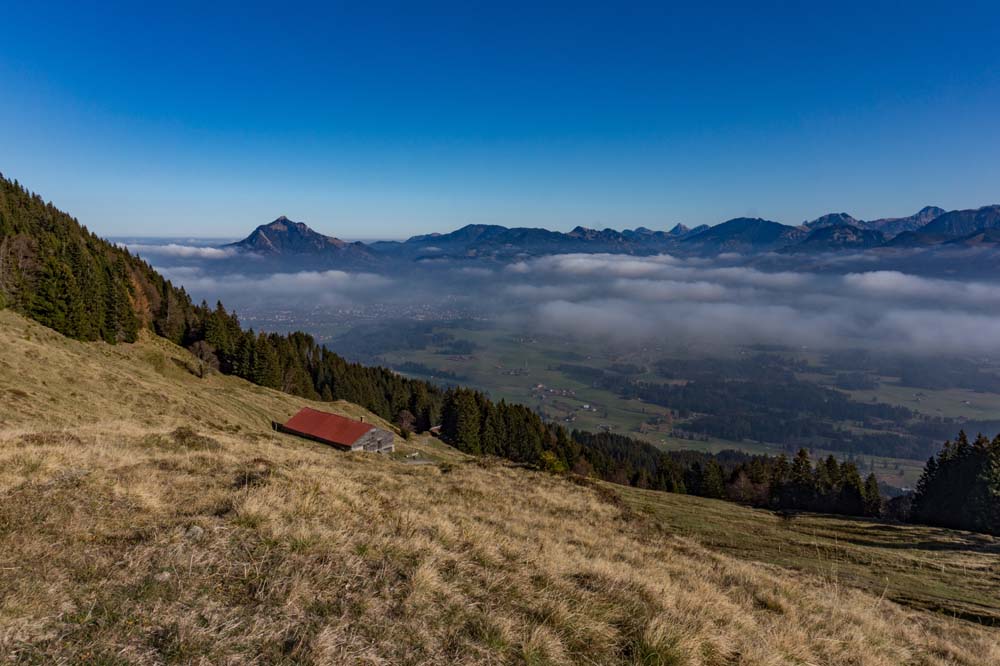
[
  {"left": 700, "top": 460, "right": 726, "bottom": 499},
  {"left": 863, "top": 473, "right": 882, "bottom": 517},
  {"left": 836, "top": 462, "right": 866, "bottom": 516},
  {"left": 787, "top": 448, "right": 815, "bottom": 509}
]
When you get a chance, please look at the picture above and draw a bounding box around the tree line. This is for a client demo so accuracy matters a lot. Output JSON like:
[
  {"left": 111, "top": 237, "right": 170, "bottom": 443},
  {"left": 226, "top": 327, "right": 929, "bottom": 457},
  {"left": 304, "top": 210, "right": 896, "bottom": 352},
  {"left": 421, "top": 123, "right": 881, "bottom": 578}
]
[
  {"left": 910, "top": 431, "right": 1000, "bottom": 535},
  {"left": 437, "top": 390, "right": 884, "bottom": 518}
]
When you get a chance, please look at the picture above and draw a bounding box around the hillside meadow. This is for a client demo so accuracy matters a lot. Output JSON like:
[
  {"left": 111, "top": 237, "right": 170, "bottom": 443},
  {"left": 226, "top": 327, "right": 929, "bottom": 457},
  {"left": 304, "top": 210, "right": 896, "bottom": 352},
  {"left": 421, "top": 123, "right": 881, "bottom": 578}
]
[{"left": 0, "top": 309, "right": 998, "bottom": 664}]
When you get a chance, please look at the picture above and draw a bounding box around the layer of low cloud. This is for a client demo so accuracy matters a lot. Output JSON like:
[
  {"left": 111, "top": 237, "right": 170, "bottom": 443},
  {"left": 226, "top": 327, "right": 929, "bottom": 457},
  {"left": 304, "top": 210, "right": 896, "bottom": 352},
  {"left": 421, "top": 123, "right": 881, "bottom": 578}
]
[
  {"left": 127, "top": 243, "right": 237, "bottom": 259},
  {"left": 844, "top": 270, "right": 1000, "bottom": 307},
  {"left": 158, "top": 266, "right": 392, "bottom": 307},
  {"left": 495, "top": 253, "right": 1000, "bottom": 354},
  {"left": 150, "top": 244, "right": 1000, "bottom": 356}
]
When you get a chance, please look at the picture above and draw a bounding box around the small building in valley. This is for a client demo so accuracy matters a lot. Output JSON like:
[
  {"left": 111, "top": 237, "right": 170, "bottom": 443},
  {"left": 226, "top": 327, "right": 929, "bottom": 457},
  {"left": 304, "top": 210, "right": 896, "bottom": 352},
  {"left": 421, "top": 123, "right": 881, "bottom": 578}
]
[{"left": 275, "top": 407, "right": 394, "bottom": 453}]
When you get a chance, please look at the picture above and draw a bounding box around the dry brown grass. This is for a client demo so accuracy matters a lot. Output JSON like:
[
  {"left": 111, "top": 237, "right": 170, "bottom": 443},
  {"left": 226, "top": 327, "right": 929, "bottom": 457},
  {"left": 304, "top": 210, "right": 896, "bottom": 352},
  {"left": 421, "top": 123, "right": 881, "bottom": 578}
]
[{"left": 0, "top": 309, "right": 998, "bottom": 664}]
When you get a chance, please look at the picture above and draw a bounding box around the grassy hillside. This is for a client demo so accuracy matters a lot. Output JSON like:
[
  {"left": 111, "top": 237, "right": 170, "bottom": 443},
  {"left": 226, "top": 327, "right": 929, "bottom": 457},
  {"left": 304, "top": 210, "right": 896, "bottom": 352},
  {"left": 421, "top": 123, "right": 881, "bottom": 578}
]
[
  {"left": 615, "top": 485, "right": 1000, "bottom": 625},
  {"left": 1, "top": 309, "right": 998, "bottom": 664}
]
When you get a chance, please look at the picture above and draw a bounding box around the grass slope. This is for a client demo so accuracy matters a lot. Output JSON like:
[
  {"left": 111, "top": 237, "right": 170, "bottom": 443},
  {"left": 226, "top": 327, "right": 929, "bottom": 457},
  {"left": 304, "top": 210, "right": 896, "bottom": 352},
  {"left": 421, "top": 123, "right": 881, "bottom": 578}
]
[
  {"left": 1, "top": 309, "right": 998, "bottom": 664},
  {"left": 616, "top": 485, "right": 1000, "bottom": 625}
]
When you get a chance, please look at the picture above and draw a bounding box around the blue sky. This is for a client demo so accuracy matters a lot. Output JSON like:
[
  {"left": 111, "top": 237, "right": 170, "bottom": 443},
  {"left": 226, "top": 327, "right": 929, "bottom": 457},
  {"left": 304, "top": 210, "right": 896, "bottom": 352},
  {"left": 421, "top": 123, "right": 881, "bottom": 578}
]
[{"left": 2, "top": 2, "right": 999, "bottom": 238}]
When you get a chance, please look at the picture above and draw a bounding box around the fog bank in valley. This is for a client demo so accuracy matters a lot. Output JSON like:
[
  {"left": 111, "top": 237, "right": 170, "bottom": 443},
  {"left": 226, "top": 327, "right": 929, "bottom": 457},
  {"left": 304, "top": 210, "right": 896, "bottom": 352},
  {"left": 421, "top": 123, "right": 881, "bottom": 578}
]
[
  {"left": 133, "top": 241, "right": 1000, "bottom": 356},
  {"left": 493, "top": 253, "right": 1000, "bottom": 355}
]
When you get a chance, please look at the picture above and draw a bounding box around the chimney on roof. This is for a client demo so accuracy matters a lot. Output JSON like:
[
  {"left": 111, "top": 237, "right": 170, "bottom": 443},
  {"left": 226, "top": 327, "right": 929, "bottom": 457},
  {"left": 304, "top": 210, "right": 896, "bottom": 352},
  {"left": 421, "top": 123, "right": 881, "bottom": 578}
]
[{"left": 359, "top": 416, "right": 365, "bottom": 422}]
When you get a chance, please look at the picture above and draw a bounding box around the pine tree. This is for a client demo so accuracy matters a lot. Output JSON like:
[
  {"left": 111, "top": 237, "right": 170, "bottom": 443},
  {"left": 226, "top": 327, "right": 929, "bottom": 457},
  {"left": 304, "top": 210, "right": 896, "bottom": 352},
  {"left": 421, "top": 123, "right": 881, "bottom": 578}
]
[
  {"left": 912, "top": 454, "right": 939, "bottom": 520},
  {"left": 967, "top": 433, "right": 1000, "bottom": 534},
  {"left": 441, "top": 389, "right": 482, "bottom": 454},
  {"left": 836, "top": 462, "right": 866, "bottom": 516},
  {"left": 479, "top": 402, "right": 504, "bottom": 456},
  {"left": 700, "top": 460, "right": 726, "bottom": 499},
  {"left": 786, "top": 448, "right": 815, "bottom": 509},
  {"left": 251, "top": 335, "right": 281, "bottom": 389},
  {"left": 863, "top": 473, "right": 882, "bottom": 517}
]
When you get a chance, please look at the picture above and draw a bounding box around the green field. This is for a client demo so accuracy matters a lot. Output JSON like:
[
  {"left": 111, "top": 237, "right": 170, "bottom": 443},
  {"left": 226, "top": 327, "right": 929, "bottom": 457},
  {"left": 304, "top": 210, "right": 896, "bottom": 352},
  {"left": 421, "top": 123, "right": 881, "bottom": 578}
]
[
  {"left": 613, "top": 483, "right": 1000, "bottom": 625},
  {"left": 846, "top": 381, "right": 1000, "bottom": 421}
]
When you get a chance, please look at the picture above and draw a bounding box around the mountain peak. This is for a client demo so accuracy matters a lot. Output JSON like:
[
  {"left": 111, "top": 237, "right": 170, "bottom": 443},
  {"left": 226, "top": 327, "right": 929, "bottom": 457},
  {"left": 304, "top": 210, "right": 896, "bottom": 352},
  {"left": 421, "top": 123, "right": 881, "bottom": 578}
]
[
  {"left": 920, "top": 204, "right": 1000, "bottom": 238},
  {"left": 228, "top": 217, "right": 356, "bottom": 255},
  {"left": 804, "top": 212, "right": 859, "bottom": 230},
  {"left": 683, "top": 217, "right": 803, "bottom": 250},
  {"left": 264, "top": 215, "right": 309, "bottom": 231}
]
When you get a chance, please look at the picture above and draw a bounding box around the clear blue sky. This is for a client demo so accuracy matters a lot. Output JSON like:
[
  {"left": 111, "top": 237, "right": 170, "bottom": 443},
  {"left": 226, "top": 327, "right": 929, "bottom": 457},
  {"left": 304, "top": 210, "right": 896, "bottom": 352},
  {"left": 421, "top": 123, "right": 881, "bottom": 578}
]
[{"left": 2, "top": 2, "right": 999, "bottom": 238}]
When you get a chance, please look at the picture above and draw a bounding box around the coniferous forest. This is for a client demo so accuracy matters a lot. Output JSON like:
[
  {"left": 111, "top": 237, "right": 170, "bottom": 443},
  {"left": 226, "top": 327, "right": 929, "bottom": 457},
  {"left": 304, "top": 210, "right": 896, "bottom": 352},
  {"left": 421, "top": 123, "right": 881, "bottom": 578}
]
[
  {"left": 911, "top": 431, "right": 1000, "bottom": 535},
  {"left": 2, "top": 173, "right": 997, "bottom": 532}
]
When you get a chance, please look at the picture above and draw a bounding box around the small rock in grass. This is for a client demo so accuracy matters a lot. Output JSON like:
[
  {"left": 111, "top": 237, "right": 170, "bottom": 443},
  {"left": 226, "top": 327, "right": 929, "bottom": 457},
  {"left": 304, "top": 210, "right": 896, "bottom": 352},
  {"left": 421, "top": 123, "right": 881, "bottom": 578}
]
[{"left": 184, "top": 524, "right": 205, "bottom": 541}]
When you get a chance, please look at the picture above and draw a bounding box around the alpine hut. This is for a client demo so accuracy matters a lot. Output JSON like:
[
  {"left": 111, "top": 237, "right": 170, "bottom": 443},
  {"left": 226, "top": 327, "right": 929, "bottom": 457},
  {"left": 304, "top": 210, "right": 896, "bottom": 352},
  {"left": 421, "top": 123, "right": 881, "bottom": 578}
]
[{"left": 275, "top": 407, "right": 394, "bottom": 453}]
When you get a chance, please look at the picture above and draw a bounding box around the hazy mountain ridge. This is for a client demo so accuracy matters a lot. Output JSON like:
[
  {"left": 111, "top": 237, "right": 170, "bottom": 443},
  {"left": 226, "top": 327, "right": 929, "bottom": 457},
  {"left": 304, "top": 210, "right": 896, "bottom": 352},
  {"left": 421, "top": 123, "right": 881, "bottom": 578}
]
[
  {"left": 784, "top": 224, "right": 887, "bottom": 253},
  {"left": 866, "top": 206, "right": 947, "bottom": 237},
  {"left": 803, "top": 206, "right": 946, "bottom": 238},
  {"left": 221, "top": 205, "right": 1000, "bottom": 266},
  {"left": 919, "top": 205, "right": 1000, "bottom": 238}
]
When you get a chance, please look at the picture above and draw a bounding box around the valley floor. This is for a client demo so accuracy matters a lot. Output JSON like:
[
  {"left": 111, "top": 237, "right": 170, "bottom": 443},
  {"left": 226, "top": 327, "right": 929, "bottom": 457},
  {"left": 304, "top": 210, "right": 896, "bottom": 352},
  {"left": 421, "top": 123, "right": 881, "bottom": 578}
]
[{"left": 0, "top": 310, "right": 998, "bottom": 665}]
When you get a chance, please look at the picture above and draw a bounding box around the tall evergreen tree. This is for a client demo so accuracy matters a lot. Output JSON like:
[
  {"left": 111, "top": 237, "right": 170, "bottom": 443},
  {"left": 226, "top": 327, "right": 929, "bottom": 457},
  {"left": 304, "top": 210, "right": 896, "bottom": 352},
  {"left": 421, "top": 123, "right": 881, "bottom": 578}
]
[
  {"left": 787, "top": 448, "right": 815, "bottom": 509},
  {"left": 863, "top": 473, "right": 882, "bottom": 517},
  {"left": 836, "top": 462, "right": 866, "bottom": 516},
  {"left": 700, "top": 459, "right": 726, "bottom": 499}
]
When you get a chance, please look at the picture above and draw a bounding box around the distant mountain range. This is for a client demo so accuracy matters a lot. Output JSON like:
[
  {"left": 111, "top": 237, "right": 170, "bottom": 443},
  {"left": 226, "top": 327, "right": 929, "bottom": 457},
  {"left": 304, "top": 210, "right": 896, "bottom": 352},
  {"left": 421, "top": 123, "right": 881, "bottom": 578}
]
[
  {"left": 802, "top": 206, "right": 946, "bottom": 238},
  {"left": 915, "top": 205, "right": 1000, "bottom": 238},
  {"left": 224, "top": 204, "right": 1000, "bottom": 267}
]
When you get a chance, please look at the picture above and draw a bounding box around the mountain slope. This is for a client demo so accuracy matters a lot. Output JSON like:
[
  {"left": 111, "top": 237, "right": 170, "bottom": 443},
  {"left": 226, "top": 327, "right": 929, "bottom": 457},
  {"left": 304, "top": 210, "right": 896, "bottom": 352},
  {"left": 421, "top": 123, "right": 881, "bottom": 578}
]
[
  {"left": 0, "top": 174, "right": 161, "bottom": 342},
  {"left": 919, "top": 204, "right": 1000, "bottom": 238},
  {"left": 803, "top": 212, "right": 861, "bottom": 231},
  {"left": 224, "top": 216, "right": 376, "bottom": 268},
  {"left": 785, "top": 224, "right": 887, "bottom": 252},
  {"left": 227, "top": 216, "right": 353, "bottom": 254},
  {"left": 802, "top": 208, "right": 945, "bottom": 239},
  {"left": 1, "top": 309, "right": 997, "bottom": 664},
  {"left": 867, "top": 206, "right": 945, "bottom": 238},
  {"left": 682, "top": 217, "right": 805, "bottom": 252},
  {"left": 944, "top": 228, "right": 1000, "bottom": 247},
  {"left": 886, "top": 205, "right": 1000, "bottom": 247}
]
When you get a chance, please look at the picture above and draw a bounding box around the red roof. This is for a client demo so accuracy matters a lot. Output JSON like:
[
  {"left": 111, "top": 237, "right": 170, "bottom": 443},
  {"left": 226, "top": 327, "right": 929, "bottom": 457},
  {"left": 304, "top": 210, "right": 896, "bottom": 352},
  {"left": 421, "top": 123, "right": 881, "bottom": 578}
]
[{"left": 281, "top": 407, "right": 374, "bottom": 447}]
